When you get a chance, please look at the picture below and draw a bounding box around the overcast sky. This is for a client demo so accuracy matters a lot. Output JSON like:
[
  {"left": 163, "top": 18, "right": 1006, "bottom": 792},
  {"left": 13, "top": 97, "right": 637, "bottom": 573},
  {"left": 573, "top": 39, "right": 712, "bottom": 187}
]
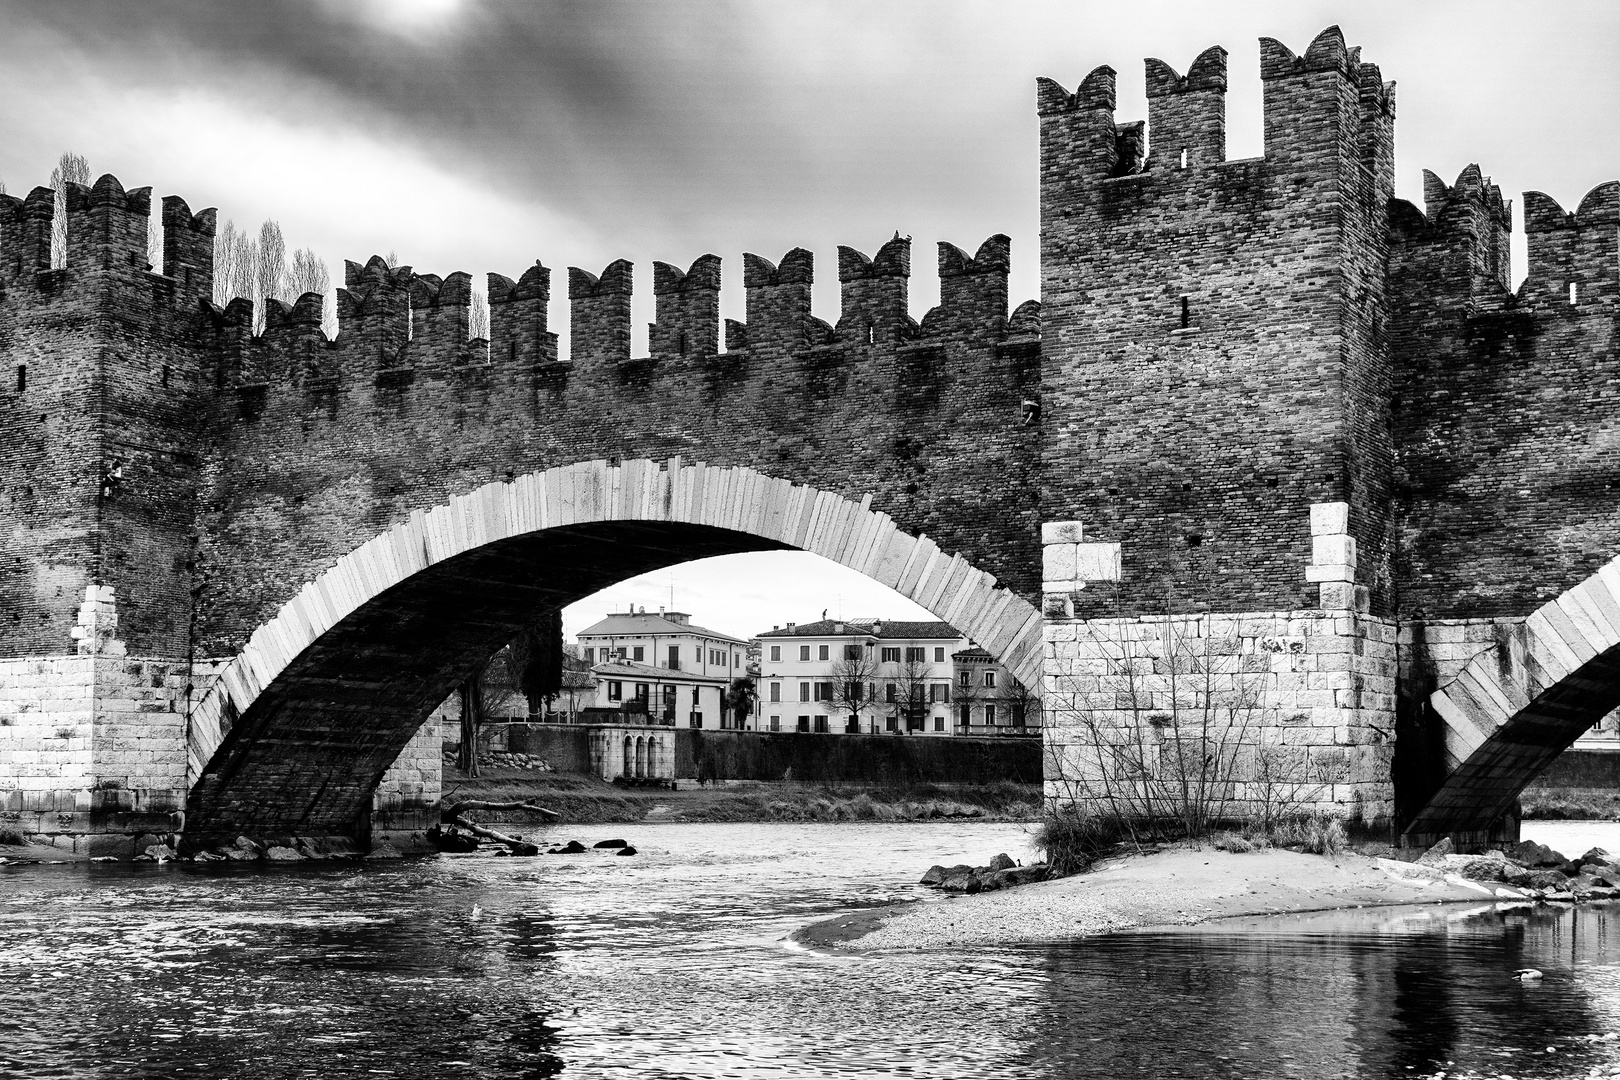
[{"left": 4, "top": 1, "right": 1615, "bottom": 641}]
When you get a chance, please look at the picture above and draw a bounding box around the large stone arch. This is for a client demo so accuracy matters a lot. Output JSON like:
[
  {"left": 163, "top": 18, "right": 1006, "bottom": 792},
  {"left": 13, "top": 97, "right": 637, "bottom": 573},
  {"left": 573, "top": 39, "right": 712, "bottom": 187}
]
[
  {"left": 1404, "top": 555, "right": 1620, "bottom": 847},
  {"left": 184, "top": 458, "right": 1042, "bottom": 840}
]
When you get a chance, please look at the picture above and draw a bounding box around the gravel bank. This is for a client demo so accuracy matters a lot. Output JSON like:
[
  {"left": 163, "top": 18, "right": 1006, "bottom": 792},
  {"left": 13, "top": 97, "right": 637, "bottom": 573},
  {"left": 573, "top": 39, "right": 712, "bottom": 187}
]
[{"left": 794, "top": 846, "right": 1506, "bottom": 951}]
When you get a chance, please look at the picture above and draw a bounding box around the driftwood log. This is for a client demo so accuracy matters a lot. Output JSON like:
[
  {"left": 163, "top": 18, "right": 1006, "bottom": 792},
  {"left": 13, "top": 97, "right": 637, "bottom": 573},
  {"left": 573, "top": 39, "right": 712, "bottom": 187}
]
[{"left": 442, "top": 799, "right": 560, "bottom": 856}]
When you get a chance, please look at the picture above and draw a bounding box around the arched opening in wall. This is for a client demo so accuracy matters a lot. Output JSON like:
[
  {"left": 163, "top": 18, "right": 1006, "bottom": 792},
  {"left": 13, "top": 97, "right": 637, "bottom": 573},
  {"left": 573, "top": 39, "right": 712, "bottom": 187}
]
[
  {"left": 182, "top": 462, "right": 1042, "bottom": 846},
  {"left": 622, "top": 736, "right": 633, "bottom": 778}
]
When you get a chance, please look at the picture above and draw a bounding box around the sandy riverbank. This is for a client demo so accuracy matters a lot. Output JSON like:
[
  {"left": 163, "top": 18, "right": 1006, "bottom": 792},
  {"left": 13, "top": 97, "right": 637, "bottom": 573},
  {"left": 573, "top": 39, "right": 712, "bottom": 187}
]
[{"left": 794, "top": 846, "right": 1515, "bottom": 951}]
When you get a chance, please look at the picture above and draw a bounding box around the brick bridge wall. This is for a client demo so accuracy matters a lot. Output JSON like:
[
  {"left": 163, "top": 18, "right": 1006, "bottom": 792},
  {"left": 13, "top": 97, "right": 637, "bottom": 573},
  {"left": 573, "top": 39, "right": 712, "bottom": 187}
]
[{"left": 3, "top": 24, "right": 1620, "bottom": 850}]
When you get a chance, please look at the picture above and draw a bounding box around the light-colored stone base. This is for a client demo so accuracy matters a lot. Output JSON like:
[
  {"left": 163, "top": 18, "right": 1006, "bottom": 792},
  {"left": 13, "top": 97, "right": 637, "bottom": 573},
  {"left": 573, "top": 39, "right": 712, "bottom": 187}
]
[
  {"left": 1042, "top": 605, "right": 1397, "bottom": 827},
  {"left": 373, "top": 716, "right": 442, "bottom": 847}
]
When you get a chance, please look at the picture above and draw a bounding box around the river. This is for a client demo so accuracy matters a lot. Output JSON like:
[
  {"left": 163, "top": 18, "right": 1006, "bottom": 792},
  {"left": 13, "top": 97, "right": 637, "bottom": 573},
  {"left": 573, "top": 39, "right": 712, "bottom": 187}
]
[{"left": 0, "top": 820, "right": 1618, "bottom": 1079}]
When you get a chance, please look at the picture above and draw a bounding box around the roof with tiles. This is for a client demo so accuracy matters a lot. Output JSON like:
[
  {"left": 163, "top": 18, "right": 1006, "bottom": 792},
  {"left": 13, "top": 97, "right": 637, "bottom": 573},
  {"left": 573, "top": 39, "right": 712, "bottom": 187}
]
[
  {"left": 755, "top": 618, "right": 963, "bottom": 640},
  {"left": 576, "top": 611, "right": 748, "bottom": 645},
  {"left": 589, "top": 659, "right": 731, "bottom": 685}
]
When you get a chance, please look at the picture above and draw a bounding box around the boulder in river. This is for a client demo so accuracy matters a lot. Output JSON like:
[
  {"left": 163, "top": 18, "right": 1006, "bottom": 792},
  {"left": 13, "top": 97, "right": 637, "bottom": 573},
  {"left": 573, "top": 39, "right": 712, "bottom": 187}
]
[
  {"left": 365, "top": 842, "right": 403, "bottom": 860},
  {"left": 263, "top": 845, "right": 304, "bottom": 861},
  {"left": 556, "top": 840, "right": 588, "bottom": 854},
  {"left": 986, "top": 853, "right": 1017, "bottom": 872},
  {"left": 616, "top": 846, "right": 638, "bottom": 856},
  {"left": 594, "top": 839, "right": 628, "bottom": 849},
  {"left": 1506, "top": 839, "right": 1566, "bottom": 869}
]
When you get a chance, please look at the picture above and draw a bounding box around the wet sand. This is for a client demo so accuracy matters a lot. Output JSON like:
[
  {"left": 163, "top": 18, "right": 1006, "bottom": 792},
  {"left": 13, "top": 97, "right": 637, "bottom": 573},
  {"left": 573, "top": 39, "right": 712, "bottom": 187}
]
[{"left": 794, "top": 846, "right": 1515, "bottom": 951}]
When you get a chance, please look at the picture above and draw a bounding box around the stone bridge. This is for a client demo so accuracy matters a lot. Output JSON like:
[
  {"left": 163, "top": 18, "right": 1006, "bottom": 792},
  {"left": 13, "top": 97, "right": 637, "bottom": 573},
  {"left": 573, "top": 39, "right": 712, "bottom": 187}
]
[{"left": 2, "top": 24, "right": 1617, "bottom": 855}]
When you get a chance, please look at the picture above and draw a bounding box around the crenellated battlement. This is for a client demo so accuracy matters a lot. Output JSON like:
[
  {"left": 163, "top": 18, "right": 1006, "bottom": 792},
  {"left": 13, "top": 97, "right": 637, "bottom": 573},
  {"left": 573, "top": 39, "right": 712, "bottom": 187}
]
[
  {"left": 1521, "top": 183, "right": 1620, "bottom": 306},
  {"left": 1388, "top": 164, "right": 1513, "bottom": 302}
]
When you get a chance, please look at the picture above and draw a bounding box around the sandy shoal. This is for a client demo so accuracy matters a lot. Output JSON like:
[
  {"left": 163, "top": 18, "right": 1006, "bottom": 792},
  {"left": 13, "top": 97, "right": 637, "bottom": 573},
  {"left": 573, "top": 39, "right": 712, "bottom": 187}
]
[{"left": 794, "top": 847, "right": 1513, "bottom": 951}]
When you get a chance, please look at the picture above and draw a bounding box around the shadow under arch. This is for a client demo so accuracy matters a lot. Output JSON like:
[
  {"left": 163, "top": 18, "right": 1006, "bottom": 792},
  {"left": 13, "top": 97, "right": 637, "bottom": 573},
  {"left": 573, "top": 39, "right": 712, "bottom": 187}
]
[
  {"left": 184, "top": 458, "right": 1043, "bottom": 841},
  {"left": 1403, "top": 553, "right": 1620, "bottom": 847}
]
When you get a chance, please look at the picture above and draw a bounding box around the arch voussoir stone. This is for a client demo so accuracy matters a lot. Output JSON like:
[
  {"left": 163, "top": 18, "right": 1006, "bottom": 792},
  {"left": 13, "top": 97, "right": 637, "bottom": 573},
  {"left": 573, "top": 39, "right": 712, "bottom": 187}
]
[
  {"left": 185, "top": 460, "right": 1044, "bottom": 794},
  {"left": 1405, "top": 554, "right": 1620, "bottom": 845}
]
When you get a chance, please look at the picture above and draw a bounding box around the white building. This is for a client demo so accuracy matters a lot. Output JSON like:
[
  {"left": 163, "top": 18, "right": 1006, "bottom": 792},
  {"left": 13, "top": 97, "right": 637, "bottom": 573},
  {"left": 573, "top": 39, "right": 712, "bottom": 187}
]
[
  {"left": 753, "top": 619, "right": 964, "bottom": 735},
  {"left": 576, "top": 609, "right": 750, "bottom": 729},
  {"left": 587, "top": 659, "right": 732, "bottom": 728},
  {"left": 576, "top": 609, "right": 748, "bottom": 681}
]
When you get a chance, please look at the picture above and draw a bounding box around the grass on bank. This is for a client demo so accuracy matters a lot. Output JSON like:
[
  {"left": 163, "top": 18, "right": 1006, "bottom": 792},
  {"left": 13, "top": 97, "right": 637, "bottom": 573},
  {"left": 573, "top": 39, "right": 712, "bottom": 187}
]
[
  {"left": 439, "top": 768, "right": 1043, "bottom": 825},
  {"left": 1519, "top": 784, "right": 1620, "bottom": 820}
]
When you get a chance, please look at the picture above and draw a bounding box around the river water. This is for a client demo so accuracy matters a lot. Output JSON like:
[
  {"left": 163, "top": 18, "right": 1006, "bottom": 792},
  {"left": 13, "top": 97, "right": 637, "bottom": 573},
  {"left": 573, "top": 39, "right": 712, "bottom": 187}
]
[{"left": 2, "top": 820, "right": 1620, "bottom": 1079}]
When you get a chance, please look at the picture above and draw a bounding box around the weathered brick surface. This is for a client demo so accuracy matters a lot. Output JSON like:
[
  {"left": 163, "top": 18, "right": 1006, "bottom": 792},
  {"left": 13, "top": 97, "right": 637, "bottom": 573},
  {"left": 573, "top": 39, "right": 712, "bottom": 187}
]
[
  {"left": 1390, "top": 173, "right": 1620, "bottom": 619},
  {"left": 193, "top": 237, "right": 1041, "bottom": 658},
  {"left": 1039, "top": 28, "right": 1398, "bottom": 619}
]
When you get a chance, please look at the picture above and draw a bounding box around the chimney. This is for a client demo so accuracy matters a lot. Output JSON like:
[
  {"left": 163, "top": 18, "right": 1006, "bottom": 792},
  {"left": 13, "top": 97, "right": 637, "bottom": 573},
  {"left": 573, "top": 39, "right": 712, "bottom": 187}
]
[
  {"left": 787, "top": 622, "right": 796, "bottom": 630},
  {"left": 835, "top": 621, "right": 845, "bottom": 633}
]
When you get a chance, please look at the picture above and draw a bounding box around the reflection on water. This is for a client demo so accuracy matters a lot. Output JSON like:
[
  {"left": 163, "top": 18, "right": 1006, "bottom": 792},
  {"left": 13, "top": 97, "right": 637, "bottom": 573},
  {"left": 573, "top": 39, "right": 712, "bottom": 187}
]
[{"left": 3, "top": 820, "right": 1620, "bottom": 1078}]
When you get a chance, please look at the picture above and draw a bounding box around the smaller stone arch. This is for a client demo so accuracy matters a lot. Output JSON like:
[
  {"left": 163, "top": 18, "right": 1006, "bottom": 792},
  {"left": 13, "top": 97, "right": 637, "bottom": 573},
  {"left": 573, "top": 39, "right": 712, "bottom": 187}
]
[
  {"left": 622, "top": 736, "right": 633, "bottom": 779},
  {"left": 1405, "top": 555, "right": 1620, "bottom": 846}
]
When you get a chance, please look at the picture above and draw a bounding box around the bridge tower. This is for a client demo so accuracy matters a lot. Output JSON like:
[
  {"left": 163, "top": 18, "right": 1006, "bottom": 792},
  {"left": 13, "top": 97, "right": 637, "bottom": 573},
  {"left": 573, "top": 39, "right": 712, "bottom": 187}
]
[
  {"left": 1037, "top": 28, "right": 1405, "bottom": 831},
  {"left": 0, "top": 178, "right": 217, "bottom": 851}
]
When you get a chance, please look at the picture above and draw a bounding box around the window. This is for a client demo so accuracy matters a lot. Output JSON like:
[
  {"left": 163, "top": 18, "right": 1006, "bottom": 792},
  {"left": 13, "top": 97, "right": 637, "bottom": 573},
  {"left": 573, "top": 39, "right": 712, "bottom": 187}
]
[
  {"left": 818, "top": 644, "right": 829, "bottom": 661},
  {"left": 881, "top": 647, "right": 900, "bottom": 663},
  {"left": 635, "top": 683, "right": 649, "bottom": 700},
  {"left": 797, "top": 715, "right": 810, "bottom": 732},
  {"left": 668, "top": 646, "right": 680, "bottom": 670},
  {"left": 633, "top": 646, "right": 644, "bottom": 662},
  {"left": 985, "top": 704, "right": 998, "bottom": 726},
  {"left": 692, "top": 685, "right": 702, "bottom": 705},
  {"left": 930, "top": 683, "right": 949, "bottom": 703},
  {"left": 934, "top": 716, "right": 944, "bottom": 732},
  {"left": 813, "top": 715, "right": 828, "bottom": 733},
  {"left": 584, "top": 648, "right": 594, "bottom": 663},
  {"left": 607, "top": 680, "right": 623, "bottom": 701},
  {"left": 800, "top": 645, "right": 811, "bottom": 661},
  {"left": 885, "top": 683, "right": 898, "bottom": 703},
  {"left": 935, "top": 648, "right": 945, "bottom": 662},
  {"left": 959, "top": 703, "right": 971, "bottom": 726},
  {"left": 695, "top": 646, "right": 703, "bottom": 662},
  {"left": 770, "top": 645, "right": 781, "bottom": 662},
  {"left": 769, "top": 682, "right": 780, "bottom": 703},
  {"left": 845, "top": 681, "right": 864, "bottom": 703},
  {"left": 770, "top": 715, "right": 781, "bottom": 732},
  {"left": 958, "top": 670, "right": 971, "bottom": 687},
  {"left": 733, "top": 653, "right": 740, "bottom": 668},
  {"left": 885, "top": 716, "right": 898, "bottom": 732},
  {"left": 814, "top": 682, "right": 833, "bottom": 701},
  {"left": 845, "top": 644, "right": 861, "bottom": 661},
  {"left": 616, "top": 647, "right": 627, "bottom": 659},
  {"left": 800, "top": 682, "right": 810, "bottom": 702},
  {"left": 984, "top": 671, "right": 997, "bottom": 688},
  {"left": 906, "top": 647, "right": 925, "bottom": 663}
]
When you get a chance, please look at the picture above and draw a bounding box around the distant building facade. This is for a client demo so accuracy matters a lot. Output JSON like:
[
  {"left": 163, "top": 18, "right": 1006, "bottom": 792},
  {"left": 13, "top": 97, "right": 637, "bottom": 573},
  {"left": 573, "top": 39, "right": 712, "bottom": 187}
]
[
  {"left": 586, "top": 659, "right": 731, "bottom": 729},
  {"left": 952, "top": 647, "right": 1042, "bottom": 736},
  {"left": 754, "top": 619, "right": 965, "bottom": 736},
  {"left": 576, "top": 609, "right": 750, "bottom": 730}
]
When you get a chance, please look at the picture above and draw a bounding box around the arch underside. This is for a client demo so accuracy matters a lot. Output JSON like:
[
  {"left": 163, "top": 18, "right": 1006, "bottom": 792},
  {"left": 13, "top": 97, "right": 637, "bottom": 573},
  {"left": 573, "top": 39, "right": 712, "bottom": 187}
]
[
  {"left": 183, "top": 460, "right": 1045, "bottom": 843},
  {"left": 187, "top": 522, "right": 788, "bottom": 841},
  {"left": 1404, "top": 557, "right": 1620, "bottom": 843}
]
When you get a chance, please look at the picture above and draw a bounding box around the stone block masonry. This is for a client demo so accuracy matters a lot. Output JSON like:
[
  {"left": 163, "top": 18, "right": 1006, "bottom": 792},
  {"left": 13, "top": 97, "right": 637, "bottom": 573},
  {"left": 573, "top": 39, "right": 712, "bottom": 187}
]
[
  {"left": 372, "top": 717, "right": 442, "bottom": 851},
  {"left": 1041, "top": 501, "right": 1398, "bottom": 827}
]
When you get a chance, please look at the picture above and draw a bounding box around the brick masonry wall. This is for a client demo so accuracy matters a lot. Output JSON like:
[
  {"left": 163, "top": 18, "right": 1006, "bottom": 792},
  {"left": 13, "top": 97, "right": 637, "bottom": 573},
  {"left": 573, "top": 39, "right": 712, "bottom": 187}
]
[
  {"left": 0, "top": 179, "right": 216, "bottom": 661},
  {"left": 192, "top": 237, "right": 1041, "bottom": 658},
  {"left": 1038, "top": 29, "right": 1399, "bottom": 621},
  {"left": 1391, "top": 175, "right": 1620, "bottom": 621}
]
